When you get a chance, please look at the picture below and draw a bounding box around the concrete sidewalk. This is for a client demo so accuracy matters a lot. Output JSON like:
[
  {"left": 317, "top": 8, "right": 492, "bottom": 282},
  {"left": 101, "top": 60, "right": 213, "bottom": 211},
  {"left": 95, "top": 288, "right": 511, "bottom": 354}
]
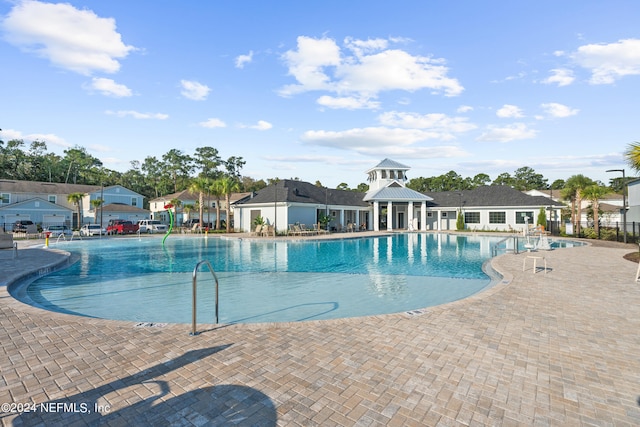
[{"left": 1, "top": 237, "right": 640, "bottom": 426}]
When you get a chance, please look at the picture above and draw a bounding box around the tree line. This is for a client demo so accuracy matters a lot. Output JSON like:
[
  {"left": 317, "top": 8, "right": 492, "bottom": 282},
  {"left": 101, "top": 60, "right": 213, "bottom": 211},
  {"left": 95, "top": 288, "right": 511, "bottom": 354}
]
[{"left": 1, "top": 136, "right": 634, "bottom": 225}]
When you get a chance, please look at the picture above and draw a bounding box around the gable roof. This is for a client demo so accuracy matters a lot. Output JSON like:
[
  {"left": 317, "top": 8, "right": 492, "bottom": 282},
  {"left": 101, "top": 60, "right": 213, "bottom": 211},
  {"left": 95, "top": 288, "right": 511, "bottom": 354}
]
[
  {"left": 426, "top": 185, "right": 565, "bottom": 208},
  {"left": 238, "top": 180, "right": 370, "bottom": 207},
  {"left": 364, "top": 185, "right": 432, "bottom": 202},
  {"left": 101, "top": 203, "right": 149, "bottom": 213},
  {"left": 0, "top": 197, "right": 73, "bottom": 212}
]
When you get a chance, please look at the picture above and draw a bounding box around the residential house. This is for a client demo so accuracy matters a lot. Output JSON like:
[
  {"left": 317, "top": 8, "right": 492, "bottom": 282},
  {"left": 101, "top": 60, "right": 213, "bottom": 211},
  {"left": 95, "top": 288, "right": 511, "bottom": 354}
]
[{"left": 0, "top": 179, "right": 148, "bottom": 231}]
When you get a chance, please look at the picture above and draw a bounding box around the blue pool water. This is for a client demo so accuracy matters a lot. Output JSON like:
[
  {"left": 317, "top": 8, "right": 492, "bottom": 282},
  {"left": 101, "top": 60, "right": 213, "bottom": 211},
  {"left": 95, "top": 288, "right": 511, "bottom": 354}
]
[{"left": 21, "top": 234, "right": 577, "bottom": 324}]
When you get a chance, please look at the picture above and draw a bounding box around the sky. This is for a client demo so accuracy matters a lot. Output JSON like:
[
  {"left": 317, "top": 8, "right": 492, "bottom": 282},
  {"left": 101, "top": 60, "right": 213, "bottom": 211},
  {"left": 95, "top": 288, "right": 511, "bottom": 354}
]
[{"left": 1, "top": 0, "right": 639, "bottom": 189}]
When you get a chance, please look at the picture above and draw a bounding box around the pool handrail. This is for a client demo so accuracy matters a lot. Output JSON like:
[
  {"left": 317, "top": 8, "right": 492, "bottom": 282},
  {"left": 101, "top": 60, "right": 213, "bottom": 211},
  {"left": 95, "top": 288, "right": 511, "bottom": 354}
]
[
  {"left": 191, "top": 260, "right": 219, "bottom": 336},
  {"left": 491, "top": 235, "right": 520, "bottom": 257}
]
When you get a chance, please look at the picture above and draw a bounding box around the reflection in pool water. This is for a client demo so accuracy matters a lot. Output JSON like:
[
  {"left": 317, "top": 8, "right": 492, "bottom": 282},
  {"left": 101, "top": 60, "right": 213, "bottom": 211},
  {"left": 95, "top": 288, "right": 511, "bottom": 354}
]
[{"left": 21, "top": 234, "right": 576, "bottom": 324}]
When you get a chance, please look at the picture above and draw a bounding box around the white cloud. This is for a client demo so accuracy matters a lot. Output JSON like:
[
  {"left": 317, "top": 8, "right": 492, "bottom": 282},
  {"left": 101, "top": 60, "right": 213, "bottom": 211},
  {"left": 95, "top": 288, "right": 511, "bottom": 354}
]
[
  {"left": 279, "top": 36, "right": 463, "bottom": 105},
  {"left": 235, "top": 51, "right": 253, "bottom": 68},
  {"left": 280, "top": 36, "right": 341, "bottom": 95},
  {"left": 105, "top": 110, "right": 169, "bottom": 120},
  {"left": 542, "top": 68, "right": 575, "bottom": 86},
  {"left": 198, "top": 118, "right": 226, "bottom": 128},
  {"left": 251, "top": 120, "right": 272, "bottom": 130},
  {"left": 1, "top": 0, "right": 135, "bottom": 75},
  {"left": 377, "top": 112, "right": 476, "bottom": 137},
  {"left": 343, "top": 36, "right": 389, "bottom": 57},
  {"left": 180, "top": 80, "right": 210, "bottom": 101},
  {"left": 317, "top": 95, "right": 380, "bottom": 110},
  {"left": 572, "top": 38, "right": 640, "bottom": 84},
  {"left": 88, "top": 78, "right": 132, "bottom": 97},
  {"left": 457, "top": 105, "right": 473, "bottom": 113},
  {"left": 0, "top": 128, "right": 70, "bottom": 149},
  {"left": 300, "top": 127, "right": 469, "bottom": 158},
  {"left": 477, "top": 123, "right": 537, "bottom": 142},
  {"left": 540, "top": 102, "right": 579, "bottom": 118},
  {"left": 496, "top": 104, "right": 524, "bottom": 118}
]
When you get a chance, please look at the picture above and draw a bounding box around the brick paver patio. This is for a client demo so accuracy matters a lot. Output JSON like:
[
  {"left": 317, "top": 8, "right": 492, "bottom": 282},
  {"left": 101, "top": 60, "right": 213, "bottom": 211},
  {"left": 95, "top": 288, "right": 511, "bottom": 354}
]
[{"left": 1, "top": 235, "right": 639, "bottom": 426}]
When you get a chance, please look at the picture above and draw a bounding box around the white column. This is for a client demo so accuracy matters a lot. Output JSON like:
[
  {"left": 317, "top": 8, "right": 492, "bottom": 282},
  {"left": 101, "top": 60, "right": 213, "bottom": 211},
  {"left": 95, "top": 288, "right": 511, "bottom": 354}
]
[
  {"left": 373, "top": 201, "right": 380, "bottom": 231},
  {"left": 437, "top": 210, "right": 442, "bottom": 231},
  {"left": 339, "top": 209, "right": 345, "bottom": 230},
  {"left": 421, "top": 201, "right": 427, "bottom": 231},
  {"left": 356, "top": 209, "right": 361, "bottom": 230},
  {"left": 387, "top": 201, "right": 393, "bottom": 231},
  {"left": 407, "top": 202, "right": 414, "bottom": 231}
]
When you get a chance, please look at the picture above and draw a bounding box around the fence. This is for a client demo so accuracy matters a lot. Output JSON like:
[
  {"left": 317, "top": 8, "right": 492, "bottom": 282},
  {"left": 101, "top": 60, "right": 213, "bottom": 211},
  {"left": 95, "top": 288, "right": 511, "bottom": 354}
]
[{"left": 564, "top": 221, "right": 639, "bottom": 243}]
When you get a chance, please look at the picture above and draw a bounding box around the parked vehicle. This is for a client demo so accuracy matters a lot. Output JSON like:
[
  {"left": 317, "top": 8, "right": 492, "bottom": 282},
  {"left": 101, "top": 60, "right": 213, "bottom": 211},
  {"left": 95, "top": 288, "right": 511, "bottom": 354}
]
[
  {"left": 43, "top": 225, "right": 72, "bottom": 236},
  {"left": 106, "top": 219, "right": 139, "bottom": 235},
  {"left": 80, "top": 224, "right": 106, "bottom": 236},
  {"left": 12, "top": 220, "right": 35, "bottom": 232},
  {"left": 137, "top": 219, "right": 168, "bottom": 234}
]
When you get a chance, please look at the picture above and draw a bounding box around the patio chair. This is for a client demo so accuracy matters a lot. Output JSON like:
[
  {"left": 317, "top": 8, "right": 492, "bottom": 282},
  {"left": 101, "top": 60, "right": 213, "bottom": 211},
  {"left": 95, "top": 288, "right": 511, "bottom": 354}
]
[{"left": 252, "top": 224, "right": 263, "bottom": 236}]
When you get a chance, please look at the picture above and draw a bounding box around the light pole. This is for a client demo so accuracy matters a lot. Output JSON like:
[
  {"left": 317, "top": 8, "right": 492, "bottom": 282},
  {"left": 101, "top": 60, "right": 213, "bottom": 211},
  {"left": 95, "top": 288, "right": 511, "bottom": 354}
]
[{"left": 606, "top": 169, "right": 627, "bottom": 243}]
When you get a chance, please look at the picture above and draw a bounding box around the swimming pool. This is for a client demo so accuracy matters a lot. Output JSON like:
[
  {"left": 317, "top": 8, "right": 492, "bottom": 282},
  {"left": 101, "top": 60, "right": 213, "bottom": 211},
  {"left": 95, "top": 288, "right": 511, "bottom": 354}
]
[{"left": 18, "top": 234, "right": 575, "bottom": 324}]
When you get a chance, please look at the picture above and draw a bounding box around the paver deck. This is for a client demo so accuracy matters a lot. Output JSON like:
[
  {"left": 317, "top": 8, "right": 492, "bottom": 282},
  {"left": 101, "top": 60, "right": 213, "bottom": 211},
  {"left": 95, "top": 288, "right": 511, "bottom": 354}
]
[{"left": 1, "top": 234, "right": 640, "bottom": 426}]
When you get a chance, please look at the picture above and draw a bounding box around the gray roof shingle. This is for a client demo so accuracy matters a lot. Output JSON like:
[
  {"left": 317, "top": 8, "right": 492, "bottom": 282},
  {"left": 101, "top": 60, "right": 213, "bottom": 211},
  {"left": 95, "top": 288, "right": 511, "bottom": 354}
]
[
  {"left": 238, "top": 180, "right": 369, "bottom": 207},
  {"left": 425, "top": 185, "right": 565, "bottom": 208}
]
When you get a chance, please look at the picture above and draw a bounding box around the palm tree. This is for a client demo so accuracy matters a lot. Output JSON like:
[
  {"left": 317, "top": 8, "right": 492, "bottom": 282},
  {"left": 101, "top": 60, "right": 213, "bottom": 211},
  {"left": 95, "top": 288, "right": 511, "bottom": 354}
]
[
  {"left": 582, "top": 185, "right": 610, "bottom": 236},
  {"left": 67, "top": 192, "right": 84, "bottom": 229},
  {"left": 188, "top": 177, "right": 210, "bottom": 231},
  {"left": 90, "top": 199, "right": 103, "bottom": 224},
  {"left": 209, "top": 179, "right": 224, "bottom": 231},
  {"left": 216, "top": 176, "right": 241, "bottom": 232},
  {"left": 562, "top": 175, "right": 594, "bottom": 235},
  {"left": 624, "top": 141, "right": 640, "bottom": 171},
  {"left": 170, "top": 198, "right": 182, "bottom": 224}
]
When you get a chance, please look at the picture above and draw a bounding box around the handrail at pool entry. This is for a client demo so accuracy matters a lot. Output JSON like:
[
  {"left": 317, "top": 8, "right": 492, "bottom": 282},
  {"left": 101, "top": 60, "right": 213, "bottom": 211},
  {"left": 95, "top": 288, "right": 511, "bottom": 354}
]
[
  {"left": 491, "top": 235, "right": 520, "bottom": 257},
  {"left": 190, "top": 260, "right": 219, "bottom": 336}
]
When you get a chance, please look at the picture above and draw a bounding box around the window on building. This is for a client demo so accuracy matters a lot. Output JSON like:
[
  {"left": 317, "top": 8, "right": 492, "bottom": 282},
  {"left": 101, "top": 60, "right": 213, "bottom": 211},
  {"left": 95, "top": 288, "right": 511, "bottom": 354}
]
[
  {"left": 465, "top": 212, "right": 480, "bottom": 224},
  {"left": 381, "top": 170, "right": 387, "bottom": 179},
  {"left": 48, "top": 195, "right": 57, "bottom": 204},
  {"left": 489, "top": 212, "right": 506, "bottom": 224},
  {"left": 427, "top": 212, "right": 433, "bottom": 217},
  {"left": 131, "top": 197, "right": 137, "bottom": 207},
  {"left": 515, "top": 211, "right": 534, "bottom": 224},
  {"left": 442, "top": 212, "right": 448, "bottom": 218},
  {"left": 0, "top": 193, "right": 9, "bottom": 204},
  {"left": 211, "top": 202, "right": 216, "bottom": 208}
]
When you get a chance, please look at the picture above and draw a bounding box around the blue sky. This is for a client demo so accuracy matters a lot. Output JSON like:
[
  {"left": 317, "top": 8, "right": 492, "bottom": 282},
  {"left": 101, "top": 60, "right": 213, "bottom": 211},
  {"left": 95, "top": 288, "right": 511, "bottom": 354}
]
[{"left": 1, "top": 0, "right": 639, "bottom": 188}]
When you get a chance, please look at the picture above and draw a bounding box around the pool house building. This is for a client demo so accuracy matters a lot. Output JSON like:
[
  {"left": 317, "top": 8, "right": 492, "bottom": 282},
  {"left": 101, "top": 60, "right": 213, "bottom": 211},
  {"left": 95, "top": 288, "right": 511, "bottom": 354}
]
[{"left": 234, "top": 159, "right": 564, "bottom": 233}]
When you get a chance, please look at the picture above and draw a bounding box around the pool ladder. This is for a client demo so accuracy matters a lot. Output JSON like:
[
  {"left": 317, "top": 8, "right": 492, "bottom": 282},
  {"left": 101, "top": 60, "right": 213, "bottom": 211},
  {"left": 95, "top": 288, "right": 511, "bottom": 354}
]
[{"left": 190, "top": 260, "right": 219, "bottom": 336}]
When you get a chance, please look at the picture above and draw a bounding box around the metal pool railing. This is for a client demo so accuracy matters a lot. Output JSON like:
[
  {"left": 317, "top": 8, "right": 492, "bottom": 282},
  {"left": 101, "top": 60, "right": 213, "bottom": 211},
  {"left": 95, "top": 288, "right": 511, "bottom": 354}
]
[
  {"left": 491, "top": 235, "right": 520, "bottom": 257},
  {"left": 190, "top": 260, "right": 219, "bottom": 336}
]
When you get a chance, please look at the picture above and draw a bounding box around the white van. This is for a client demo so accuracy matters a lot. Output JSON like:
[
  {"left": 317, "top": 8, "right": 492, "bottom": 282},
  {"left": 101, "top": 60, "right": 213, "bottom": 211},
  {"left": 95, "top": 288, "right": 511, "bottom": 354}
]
[{"left": 137, "top": 220, "right": 168, "bottom": 234}]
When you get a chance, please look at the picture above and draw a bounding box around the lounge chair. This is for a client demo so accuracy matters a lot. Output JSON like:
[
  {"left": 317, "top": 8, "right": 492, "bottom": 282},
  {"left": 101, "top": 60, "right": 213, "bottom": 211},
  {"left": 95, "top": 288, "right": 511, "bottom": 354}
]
[{"left": 252, "top": 224, "right": 263, "bottom": 236}]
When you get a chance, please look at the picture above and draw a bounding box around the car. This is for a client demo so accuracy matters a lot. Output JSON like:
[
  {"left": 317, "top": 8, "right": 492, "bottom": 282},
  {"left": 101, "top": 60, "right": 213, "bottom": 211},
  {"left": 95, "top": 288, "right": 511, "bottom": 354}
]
[
  {"left": 106, "top": 219, "right": 139, "bottom": 235},
  {"left": 137, "top": 219, "right": 168, "bottom": 234},
  {"left": 79, "top": 224, "right": 106, "bottom": 236},
  {"left": 43, "top": 225, "right": 72, "bottom": 236},
  {"left": 12, "top": 220, "right": 35, "bottom": 233}
]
